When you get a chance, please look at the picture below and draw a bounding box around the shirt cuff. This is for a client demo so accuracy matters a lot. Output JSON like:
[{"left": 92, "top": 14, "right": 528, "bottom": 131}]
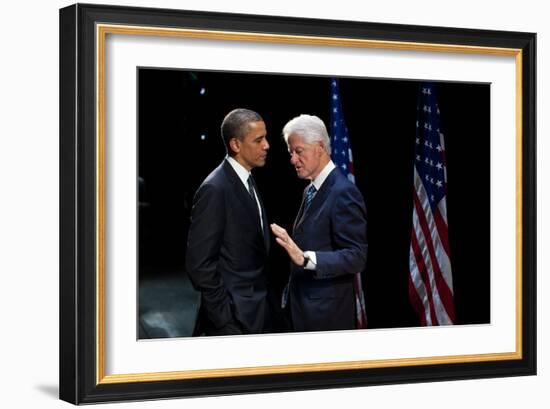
[{"left": 303, "top": 251, "right": 317, "bottom": 270}]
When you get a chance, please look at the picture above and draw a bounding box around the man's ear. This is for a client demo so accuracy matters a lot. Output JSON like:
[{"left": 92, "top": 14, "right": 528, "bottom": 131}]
[
  {"left": 229, "top": 137, "right": 240, "bottom": 154},
  {"left": 316, "top": 141, "right": 325, "bottom": 156}
]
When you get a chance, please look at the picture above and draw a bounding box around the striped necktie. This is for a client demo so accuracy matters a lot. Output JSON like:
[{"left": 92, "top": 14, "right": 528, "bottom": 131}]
[{"left": 303, "top": 184, "right": 317, "bottom": 212}]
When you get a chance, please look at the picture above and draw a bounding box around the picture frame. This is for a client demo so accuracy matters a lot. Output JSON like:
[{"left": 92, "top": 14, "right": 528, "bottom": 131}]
[{"left": 59, "top": 3, "right": 536, "bottom": 404}]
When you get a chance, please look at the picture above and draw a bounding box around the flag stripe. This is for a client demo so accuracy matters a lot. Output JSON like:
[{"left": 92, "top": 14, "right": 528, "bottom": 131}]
[
  {"left": 434, "top": 205, "right": 450, "bottom": 255},
  {"left": 433, "top": 206, "right": 454, "bottom": 291},
  {"left": 354, "top": 274, "right": 367, "bottom": 328},
  {"left": 412, "top": 190, "right": 454, "bottom": 324},
  {"left": 413, "top": 168, "right": 452, "bottom": 288},
  {"left": 408, "top": 272, "right": 428, "bottom": 326},
  {"left": 408, "top": 83, "right": 455, "bottom": 326},
  {"left": 414, "top": 171, "right": 453, "bottom": 290},
  {"left": 410, "top": 228, "right": 439, "bottom": 325}
]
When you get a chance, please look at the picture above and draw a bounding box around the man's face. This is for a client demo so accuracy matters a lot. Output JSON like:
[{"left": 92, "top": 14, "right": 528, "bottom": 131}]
[
  {"left": 287, "top": 134, "right": 324, "bottom": 180},
  {"left": 233, "top": 121, "right": 269, "bottom": 171}
]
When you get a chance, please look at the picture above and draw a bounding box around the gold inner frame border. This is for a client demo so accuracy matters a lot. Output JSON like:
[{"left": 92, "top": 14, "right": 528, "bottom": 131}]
[{"left": 95, "top": 23, "right": 523, "bottom": 385}]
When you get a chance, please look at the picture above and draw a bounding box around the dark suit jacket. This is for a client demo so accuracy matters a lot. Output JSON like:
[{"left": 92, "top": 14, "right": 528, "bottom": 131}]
[
  {"left": 186, "top": 160, "right": 270, "bottom": 335},
  {"left": 290, "top": 167, "right": 367, "bottom": 332}
]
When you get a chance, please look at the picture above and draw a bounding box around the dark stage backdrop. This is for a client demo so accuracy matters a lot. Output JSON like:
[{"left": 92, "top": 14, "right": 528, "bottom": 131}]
[{"left": 138, "top": 68, "right": 490, "bottom": 331}]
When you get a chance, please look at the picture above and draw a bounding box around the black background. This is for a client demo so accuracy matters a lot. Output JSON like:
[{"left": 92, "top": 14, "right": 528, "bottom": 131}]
[{"left": 138, "top": 68, "right": 490, "bottom": 330}]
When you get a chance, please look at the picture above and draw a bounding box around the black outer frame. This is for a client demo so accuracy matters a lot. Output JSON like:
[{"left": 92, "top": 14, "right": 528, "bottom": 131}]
[{"left": 59, "top": 3, "right": 536, "bottom": 405}]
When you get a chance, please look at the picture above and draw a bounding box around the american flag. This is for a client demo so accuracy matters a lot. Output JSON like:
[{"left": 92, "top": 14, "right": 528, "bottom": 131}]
[
  {"left": 408, "top": 83, "right": 455, "bottom": 326},
  {"left": 329, "top": 78, "right": 368, "bottom": 329}
]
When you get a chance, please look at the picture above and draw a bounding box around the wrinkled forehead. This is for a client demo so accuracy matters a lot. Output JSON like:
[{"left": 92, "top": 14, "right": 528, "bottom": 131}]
[{"left": 287, "top": 133, "right": 318, "bottom": 151}]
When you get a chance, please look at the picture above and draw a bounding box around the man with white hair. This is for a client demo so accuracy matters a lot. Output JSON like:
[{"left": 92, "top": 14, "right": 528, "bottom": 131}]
[{"left": 271, "top": 114, "right": 368, "bottom": 332}]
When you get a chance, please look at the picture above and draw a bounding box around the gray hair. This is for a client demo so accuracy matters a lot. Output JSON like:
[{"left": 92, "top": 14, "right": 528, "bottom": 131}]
[{"left": 282, "top": 114, "right": 331, "bottom": 155}]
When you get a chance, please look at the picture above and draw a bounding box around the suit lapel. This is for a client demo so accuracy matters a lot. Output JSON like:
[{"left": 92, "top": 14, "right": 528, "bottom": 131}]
[
  {"left": 292, "top": 187, "right": 308, "bottom": 232},
  {"left": 222, "top": 161, "right": 257, "bottom": 214},
  {"left": 222, "top": 160, "right": 269, "bottom": 250}
]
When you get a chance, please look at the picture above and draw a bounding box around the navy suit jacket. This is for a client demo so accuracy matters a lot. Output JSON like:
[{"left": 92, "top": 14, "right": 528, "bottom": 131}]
[
  {"left": 290, "top": 167, "right": 367, "bottom": 332},
  {"left": 186, "top": 160, "right": 270, "bottom": 335}
]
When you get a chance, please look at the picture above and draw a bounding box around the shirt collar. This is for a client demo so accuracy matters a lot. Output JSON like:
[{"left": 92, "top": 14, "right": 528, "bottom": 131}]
[
  {"left": 226, "top": 155, "right": 251, "bottom": 187},
  {"left": 311, "top": 160, "right": 336, "bottom": 191}
]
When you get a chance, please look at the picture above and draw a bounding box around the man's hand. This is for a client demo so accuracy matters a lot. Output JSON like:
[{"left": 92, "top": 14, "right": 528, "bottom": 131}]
[{"left": 270, "top": 223, "right": 305, "bottom": 266}]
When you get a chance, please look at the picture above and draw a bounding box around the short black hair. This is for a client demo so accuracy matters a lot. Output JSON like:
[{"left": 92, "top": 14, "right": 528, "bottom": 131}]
[{"left": 221, "top": 108, "right": 263, "bottom": 154}]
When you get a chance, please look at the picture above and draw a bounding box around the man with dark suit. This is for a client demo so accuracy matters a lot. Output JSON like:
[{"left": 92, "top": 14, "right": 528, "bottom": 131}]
[
  {"left": 186, "top": 108, "right": 270, "bottom": 336},
  {"left": 271, "top": 114, "right": 367, "bottom": 332}
]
